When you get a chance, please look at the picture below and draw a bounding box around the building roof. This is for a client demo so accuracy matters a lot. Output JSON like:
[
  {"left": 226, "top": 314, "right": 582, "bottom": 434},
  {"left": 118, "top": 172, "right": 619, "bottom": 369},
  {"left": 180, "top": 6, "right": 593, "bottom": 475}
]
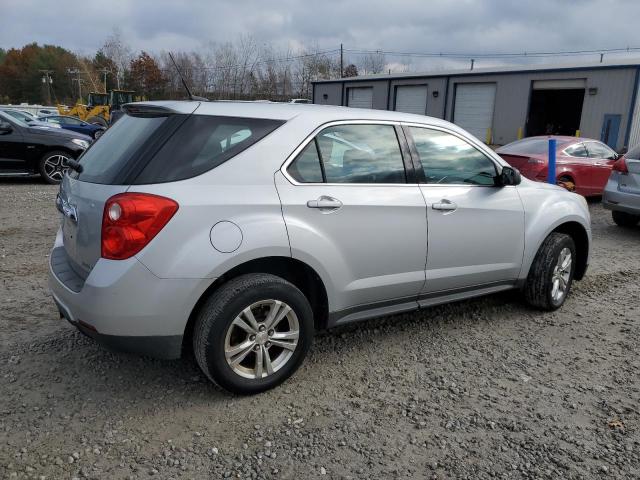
[{"left": 313, "top": 58, "right": 640, "bottom": 84}]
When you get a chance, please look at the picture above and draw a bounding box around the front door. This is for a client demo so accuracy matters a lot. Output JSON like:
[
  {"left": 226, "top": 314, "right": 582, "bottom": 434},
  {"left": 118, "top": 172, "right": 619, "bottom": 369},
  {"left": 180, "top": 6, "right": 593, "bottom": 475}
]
[
  {"left": 275, "top": 122, "right": 428, "bottom": 314},
  {"left": 0, "top": 118, "right": 27, "bottom": 171},
  {"left": 584, "top": 140, "right": 619, "bottom": 192},
  {"left": 405, "top": 125, "right": 525, "bottom": 294}
]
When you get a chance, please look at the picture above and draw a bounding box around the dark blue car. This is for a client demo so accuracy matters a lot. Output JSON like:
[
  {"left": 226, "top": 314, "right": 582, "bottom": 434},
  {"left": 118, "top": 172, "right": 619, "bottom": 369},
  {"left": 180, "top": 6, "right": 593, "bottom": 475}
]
[{"left": 38, "top": 115, "right": 106, "bottom": 139}]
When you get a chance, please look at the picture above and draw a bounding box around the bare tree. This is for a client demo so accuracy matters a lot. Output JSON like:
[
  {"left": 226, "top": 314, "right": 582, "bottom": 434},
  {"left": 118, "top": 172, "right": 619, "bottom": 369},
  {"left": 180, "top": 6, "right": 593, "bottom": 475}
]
[
  {"left": 359, "top": 51, "right": 386, "bottom": 75},
  {"left": 100, "top": 28, "right": 132, "bottom": 88}
]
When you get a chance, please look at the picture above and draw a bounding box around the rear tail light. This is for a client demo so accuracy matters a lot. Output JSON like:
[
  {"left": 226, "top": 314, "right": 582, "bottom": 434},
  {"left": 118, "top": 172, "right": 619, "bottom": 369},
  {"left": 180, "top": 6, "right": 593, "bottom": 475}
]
[
  {"left": 101, "top": 193, "right": 178, "bottom": 260},
  {"left": 612, "top": 157, "right": 628, "bottom": 174}
]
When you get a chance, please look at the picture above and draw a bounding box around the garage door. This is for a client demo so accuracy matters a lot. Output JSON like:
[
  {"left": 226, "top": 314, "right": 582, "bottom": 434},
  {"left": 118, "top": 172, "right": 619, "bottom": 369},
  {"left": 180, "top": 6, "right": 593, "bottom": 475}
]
[
  {"left": 453, "top": 83, "right": 496, "bottom": 141},
  {"left": 394, "top": 85, "right": 428, "bottom": 115},
  {"left": 347, "top": 87, "right": 373, "bottom": 109}
]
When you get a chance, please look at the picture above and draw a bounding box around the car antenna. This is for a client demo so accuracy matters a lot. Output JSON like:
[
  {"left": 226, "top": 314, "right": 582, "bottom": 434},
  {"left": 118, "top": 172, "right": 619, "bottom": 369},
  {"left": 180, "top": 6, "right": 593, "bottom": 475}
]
[{"left": 168, "top": 52, "right": 208, "bottom": 102}]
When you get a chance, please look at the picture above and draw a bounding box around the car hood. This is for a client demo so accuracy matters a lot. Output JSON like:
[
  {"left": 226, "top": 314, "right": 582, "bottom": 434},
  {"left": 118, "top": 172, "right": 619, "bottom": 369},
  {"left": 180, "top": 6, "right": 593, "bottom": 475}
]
[{"left": 26, "top": 125, "right": 92, "bottom": 142}]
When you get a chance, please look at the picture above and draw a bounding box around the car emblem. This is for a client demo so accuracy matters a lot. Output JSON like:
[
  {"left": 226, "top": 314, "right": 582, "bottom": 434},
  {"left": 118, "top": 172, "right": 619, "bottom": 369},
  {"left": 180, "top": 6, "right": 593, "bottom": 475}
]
[{"left": 56, "top": 193, "right": 78, "bottom": 224}]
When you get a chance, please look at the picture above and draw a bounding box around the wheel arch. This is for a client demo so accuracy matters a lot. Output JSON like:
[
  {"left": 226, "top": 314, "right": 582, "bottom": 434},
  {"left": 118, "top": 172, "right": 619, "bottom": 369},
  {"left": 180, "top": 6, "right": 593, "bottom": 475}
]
[
  {"left": 551, "top": 221, "right": 589, "bottom": 280},
  {"left": 183, "top": 256, "right": 329, "bottom": 353}
]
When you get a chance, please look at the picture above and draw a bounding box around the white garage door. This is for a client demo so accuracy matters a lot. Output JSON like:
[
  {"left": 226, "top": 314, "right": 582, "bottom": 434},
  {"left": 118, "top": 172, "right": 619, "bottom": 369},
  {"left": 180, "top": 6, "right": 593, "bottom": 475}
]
[
  {"left": 394, "top": 85, "right": 428, "bottom": 115},
  {"left": 347, "top": 87, "right": 373, "bottom": 108},
  {"left": 453, "top": 83, "right": 496, "bottom": 142}
]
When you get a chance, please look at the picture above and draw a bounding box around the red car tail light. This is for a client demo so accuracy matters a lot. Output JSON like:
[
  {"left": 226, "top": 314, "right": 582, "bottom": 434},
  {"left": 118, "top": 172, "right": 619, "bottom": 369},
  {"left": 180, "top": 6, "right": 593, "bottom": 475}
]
[
  {"left": 101, "top": 193, "right": 179, "bottom": 260},
  {"left": 612, "top": 157, "right": 628, "bottom": 174}
]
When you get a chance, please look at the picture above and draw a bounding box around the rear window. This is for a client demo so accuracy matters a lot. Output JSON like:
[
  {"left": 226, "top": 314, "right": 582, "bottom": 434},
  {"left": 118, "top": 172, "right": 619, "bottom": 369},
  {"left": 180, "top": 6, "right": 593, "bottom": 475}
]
[
  {"left": 76, "top": 113, "right": 283, "bottom": 185},
  {"left": 498, "top": 138, "right": 564, "bottom": 155}
]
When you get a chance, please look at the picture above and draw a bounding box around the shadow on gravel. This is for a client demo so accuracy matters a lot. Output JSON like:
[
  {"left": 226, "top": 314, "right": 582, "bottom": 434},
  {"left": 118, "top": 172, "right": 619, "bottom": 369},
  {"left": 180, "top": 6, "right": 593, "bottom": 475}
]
[
  {"left": 0, "top": 176, "right": 47, "bottom": 185},
  {"left": 4, "top": 289, "right": 524, "bottom": 403}
]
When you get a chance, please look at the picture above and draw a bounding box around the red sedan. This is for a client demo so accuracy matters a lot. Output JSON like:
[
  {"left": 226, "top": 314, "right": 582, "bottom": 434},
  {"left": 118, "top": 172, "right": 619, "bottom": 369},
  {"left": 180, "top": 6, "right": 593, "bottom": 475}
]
[{"left": 496, "top": 136, "right": 620, "bottom": 196}]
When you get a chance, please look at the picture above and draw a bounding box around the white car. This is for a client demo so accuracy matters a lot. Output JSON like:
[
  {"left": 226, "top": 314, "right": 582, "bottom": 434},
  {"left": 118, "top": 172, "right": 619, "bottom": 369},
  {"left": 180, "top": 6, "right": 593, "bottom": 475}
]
[{"left": 49, "top": 101, "right": 591, "bottom": 393}]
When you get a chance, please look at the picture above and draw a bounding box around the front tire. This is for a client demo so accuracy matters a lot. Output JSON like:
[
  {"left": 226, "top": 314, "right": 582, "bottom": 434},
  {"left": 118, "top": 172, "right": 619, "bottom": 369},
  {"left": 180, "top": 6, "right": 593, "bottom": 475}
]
[
  {"left": 193, "top": 274, "right": 314, "bottom": 394},
  {"left": 612, "top": 210, "right": 640, "bottom": 227},
  {"left": 524, "top": 233, "right": 576, "bottom": 310},
  {"left": 39, "top": 150, "right": 72, "bottom": 185}
]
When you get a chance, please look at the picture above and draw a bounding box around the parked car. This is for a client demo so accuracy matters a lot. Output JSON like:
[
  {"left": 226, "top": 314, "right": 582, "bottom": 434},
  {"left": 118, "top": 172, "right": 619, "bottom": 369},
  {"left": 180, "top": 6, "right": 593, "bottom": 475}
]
[
  {"left": 38, "top": 115, "right": 106, "bottom": 139},
  {"left": 0, "top": 110, "right": 91, "bottom": 184},
  {"left": 49, "top": 102, "right": 591, "bottom": 394},
  {"left": 496, "top": 136, "right": 619, "bottom": 196},
  {"left": 0, "top": 108, "right": 61, "bottom": 129},
  {"left": 603, "top": 143, "right": 640, "bottom": 226}
]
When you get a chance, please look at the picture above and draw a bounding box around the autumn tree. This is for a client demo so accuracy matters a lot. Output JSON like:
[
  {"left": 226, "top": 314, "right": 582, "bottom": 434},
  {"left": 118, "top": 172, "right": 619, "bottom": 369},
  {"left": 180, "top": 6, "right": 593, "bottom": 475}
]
[
  {"left": 344, "top": 64, "right": 359, "bottom": 77},
  {"left": 129, "top": 51, "right": 166, "bottom": 98}
]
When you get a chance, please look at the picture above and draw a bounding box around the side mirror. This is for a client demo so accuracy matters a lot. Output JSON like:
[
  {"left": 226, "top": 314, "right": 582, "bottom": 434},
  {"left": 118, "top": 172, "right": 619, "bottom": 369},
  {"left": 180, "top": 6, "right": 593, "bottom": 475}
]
[
  {"left": 0, "top": 121, "right": 13, "bottom": 134},
  {"left": 498, "top": 166, "right": 521, "bottom": 186}
]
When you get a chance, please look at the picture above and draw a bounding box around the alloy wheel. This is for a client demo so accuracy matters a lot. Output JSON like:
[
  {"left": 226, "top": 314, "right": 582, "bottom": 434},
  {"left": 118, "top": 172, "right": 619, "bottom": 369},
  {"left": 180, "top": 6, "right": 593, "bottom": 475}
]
[
  {"left": 551, "top": 247, "right": 572, "bottom": 302},
  {"left": 224, "top": 299, "right": 300, "bottom": 380},
  {"left": 43, "top": 154, "right": 71, "bottom": 182}
]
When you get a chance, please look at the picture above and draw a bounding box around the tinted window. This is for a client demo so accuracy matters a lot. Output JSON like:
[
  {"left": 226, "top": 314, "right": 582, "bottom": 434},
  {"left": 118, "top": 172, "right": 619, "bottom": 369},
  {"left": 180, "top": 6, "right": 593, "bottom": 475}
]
[
  {"left": 315, "top": 124, "right": 406, "bottom": 184},
  {"left": 409, "top": 127, "right": 497, "bottom": 185},
  {"left": 76, "top": 114, "right": 168, "bottom": 183},
  {"left": 564, "top": 143, "right": 588, "bottom": 158},
  {"left": 135, "top": 115, "right": 283, "bottom": 184},
  {"left": 585, "top": 142, "right": 616, "bottom": 159},
  {"left": 288, "top": 140, "right": 324, "bottom": 183},
  {"left": 498, "top": 138, "right": 551, "bottom": 155}
]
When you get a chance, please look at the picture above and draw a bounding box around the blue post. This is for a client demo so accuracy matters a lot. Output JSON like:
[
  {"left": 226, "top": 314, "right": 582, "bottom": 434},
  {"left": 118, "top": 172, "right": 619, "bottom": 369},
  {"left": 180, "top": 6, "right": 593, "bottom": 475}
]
[{"left": 548, "top": 138, "right": 556, "bottom": 185}]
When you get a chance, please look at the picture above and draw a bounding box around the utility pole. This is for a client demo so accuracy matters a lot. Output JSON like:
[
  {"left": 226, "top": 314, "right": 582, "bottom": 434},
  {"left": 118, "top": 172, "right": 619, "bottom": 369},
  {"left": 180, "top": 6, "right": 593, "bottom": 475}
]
[
  {"left": 340, "top": 43, "right": 344, "bottom": 78},
  {"left": 39, "top": 70, "right": 54, "bottom": 105},
  {"left": 98, "top": 68, "right": 110, "bottom": 93},
  {"left": 67, "top": 68, "right": 82, "bottom": 101}
]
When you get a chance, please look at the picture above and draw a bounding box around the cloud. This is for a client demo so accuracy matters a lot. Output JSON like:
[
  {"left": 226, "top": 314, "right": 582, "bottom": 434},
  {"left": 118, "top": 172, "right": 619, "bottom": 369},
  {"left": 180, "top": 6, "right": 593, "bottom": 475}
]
[{"left": 1, "top": 0, "right": 639, "bottom": 70}]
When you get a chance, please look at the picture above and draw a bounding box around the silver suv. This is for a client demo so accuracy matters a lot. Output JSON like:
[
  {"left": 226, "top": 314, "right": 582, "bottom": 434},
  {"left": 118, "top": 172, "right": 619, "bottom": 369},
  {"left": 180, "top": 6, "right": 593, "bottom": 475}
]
[{"left": 49, "top": 102, "right": 591, "bottom": 394}]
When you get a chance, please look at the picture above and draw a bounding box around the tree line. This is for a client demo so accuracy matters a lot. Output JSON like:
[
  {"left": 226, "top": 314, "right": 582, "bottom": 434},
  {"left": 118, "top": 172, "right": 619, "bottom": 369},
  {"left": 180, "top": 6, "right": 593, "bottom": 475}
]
[{"left": 0, "top": 30, "right": 389, "bottom": 106}]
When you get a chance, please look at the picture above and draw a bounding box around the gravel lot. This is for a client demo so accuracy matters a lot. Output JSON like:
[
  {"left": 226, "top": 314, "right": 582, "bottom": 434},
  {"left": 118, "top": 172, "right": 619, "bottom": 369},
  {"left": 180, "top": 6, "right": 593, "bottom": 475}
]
[{"left": 1, "top": 178, "right": 639, "bottom": 480}]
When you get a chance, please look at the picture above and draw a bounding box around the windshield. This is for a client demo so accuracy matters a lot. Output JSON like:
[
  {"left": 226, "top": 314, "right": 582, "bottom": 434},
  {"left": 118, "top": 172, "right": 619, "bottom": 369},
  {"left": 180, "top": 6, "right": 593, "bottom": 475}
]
[{"left": 0, "top": 111, "right": 28, "bottom": 128}]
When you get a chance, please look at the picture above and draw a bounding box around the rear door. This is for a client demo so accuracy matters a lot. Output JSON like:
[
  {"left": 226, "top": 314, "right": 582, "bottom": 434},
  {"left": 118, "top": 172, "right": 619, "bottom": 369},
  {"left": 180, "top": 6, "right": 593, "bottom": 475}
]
[
  {"left": 405, "top": 125, "right": 524, "bottom": 295},
  {"left": 276, "top": 122, "right": 428, "bottom": 313}
]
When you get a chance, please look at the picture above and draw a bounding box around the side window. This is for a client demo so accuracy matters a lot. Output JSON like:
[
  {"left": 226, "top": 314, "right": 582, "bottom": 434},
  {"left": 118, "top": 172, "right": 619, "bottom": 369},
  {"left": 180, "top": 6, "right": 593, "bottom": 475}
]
[
  {"left": 585, "top": 142, "right": 617, "bottom": 159},
  {"left": 564, "top": 143, "right": 588, "bottom": 158},
  {"left": 315, "top": 124, "right": 406, "bottom": 184},
  {"left": 287, "top": 140, "right": 324, "bottom": 183},
  {"left": 409, "top": 127, "right": 497, "bottom": 185}
]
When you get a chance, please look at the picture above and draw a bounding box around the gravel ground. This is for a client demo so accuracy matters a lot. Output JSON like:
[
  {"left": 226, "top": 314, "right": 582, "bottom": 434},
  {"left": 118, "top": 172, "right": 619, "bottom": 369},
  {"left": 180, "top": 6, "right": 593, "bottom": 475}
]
[{"left": 0, "top": 177, "right": 639, "bottom": 480}]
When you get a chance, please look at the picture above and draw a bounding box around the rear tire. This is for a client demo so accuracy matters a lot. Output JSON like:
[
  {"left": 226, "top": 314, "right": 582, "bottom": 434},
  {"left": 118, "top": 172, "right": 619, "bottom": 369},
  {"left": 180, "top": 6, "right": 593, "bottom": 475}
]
[
  {"left": 524, "top": 233, "right": 576, "bottom": 311},
  {"left": 193, "top": 274, "right": 314, "bottom": 394},
  {"left": 38, "top": 150, "right": 72, "bottom": 185},
  {"left": 612, "top": 210, "right": 640, "bottom": 227}
]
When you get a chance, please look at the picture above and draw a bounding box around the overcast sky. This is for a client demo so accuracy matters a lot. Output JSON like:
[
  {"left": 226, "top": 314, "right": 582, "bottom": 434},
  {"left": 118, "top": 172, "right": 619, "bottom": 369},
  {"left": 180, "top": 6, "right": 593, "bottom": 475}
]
[{"left": 2, "top": 0, "right": 640, "bottom": 70}]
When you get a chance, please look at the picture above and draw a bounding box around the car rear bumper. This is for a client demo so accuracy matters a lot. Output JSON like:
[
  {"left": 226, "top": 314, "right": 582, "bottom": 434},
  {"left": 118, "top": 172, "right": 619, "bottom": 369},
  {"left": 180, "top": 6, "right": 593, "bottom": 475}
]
[
  {"left": 48, "top": 231, "right": 212, "bottom": 359},
  {"left": 602, "top": 180, "right": 640, "bottom": 215}
]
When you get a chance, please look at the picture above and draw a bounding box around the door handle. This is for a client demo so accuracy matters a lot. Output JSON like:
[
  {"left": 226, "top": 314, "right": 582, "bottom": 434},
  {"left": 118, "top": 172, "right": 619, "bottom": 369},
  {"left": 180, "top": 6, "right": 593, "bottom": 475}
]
[
  {"left": 307, "top": 196, "right": 343, "bottom": 211},
  {"left": 432, "top": 199, "right": 457, "bottom": 211}
]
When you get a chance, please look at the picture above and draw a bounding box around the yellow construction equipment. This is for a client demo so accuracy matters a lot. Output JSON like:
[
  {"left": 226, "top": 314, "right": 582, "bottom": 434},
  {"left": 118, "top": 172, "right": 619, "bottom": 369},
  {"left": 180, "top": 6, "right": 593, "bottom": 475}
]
[{"left": 57, "top": 90, "right": 135, "bottom": 126}]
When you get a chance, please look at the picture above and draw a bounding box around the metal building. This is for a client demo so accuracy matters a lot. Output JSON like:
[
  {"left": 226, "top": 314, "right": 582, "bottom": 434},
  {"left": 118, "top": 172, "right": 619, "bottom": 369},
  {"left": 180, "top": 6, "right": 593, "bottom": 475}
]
[{"left": 312, "top": 60, "right": 640, "bottom": 151}]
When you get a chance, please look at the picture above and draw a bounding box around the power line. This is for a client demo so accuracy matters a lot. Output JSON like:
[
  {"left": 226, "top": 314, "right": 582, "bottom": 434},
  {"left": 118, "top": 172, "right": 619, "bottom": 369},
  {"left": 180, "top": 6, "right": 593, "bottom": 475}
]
[{"left": 344, "top": 46, "right": 640, "bottom": 60}]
